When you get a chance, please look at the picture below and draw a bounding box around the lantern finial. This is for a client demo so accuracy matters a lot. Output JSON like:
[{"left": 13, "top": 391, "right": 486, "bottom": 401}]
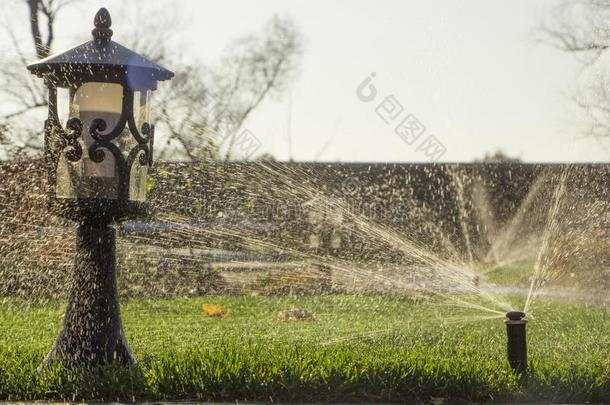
[{"left": 92, "top": 8, "right": 113, "bottom": 42}]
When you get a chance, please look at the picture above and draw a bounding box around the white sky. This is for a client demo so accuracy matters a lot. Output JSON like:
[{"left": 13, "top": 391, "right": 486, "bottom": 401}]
[{"left": 4, "top": 0, "right": 610, "bottom": 162}]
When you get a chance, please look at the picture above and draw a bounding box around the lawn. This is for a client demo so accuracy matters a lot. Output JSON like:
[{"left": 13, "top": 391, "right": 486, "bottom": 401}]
[
  {"left": 0, "top": 295, "right": 609, "bottom": 403},
  {"left": 476, "top": 262, "right": 534, "bottom": 286}
]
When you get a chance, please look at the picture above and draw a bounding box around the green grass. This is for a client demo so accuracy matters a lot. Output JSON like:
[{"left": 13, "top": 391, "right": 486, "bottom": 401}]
[
  {"left": 1, "top": 295, "right": 609, "bottom": 402},
  {"left": 476, "top": 262, "right": 534, "bottom": 286}
]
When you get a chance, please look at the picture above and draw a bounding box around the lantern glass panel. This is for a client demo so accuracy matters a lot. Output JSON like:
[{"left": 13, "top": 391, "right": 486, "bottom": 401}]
[
  {"left": 129, "top": 158, "right": 148, "bottom": 201},
  {"left": 126, "top": 90, "right": 151, "bottom": 202},
  {"left": 56, "top": 87, "right": 70, "bottom": 129},
  {"left": 133, "top": 90, "right": 151, "bottom": 129},
  {"left": 56, "top": 82, "right": 125, "bottom": 200}
]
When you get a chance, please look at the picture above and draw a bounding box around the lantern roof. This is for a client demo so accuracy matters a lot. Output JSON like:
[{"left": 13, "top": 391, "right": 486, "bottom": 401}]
[{"left": 27, "top": 8, "right": 174, "bottom": 88}]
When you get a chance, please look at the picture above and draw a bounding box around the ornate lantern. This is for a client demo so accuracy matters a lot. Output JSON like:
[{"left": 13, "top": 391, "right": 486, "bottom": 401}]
[
  {"left": 28, "top": 7, "right": 173, "bottom": 222},
  {"left": 27, "top": 8, "right": 173, "bottom": 368}
]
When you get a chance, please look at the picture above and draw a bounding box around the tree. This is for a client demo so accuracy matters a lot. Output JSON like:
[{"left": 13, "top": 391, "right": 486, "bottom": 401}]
[
  {"left": 539, "top": 0, "right": 610, "bottom": 140},
  {"left": 0, "top": 1, "right": 303, "bottom": 161},
  {"left": 150, "top": 14, "right": 302, "bottom": 161},
  {"left": 475, "top": 150, "right": 521, "bottom": 163},
  {"left": 0, "top": 0, "right": 73, "bottom": 157}
]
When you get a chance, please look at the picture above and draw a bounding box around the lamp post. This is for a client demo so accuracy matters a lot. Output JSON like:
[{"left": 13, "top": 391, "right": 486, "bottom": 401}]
[{"left": 27, "top": 8, "right": 173, "bottom": 368}]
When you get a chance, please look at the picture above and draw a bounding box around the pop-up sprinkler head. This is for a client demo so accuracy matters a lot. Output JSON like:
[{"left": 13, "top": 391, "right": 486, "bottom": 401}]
[
  {"left": 506, "top": 310, "right": 526, "bottom": 321},
  {"left": 505, "top": 310, "right": 527, "bottom": 378}
]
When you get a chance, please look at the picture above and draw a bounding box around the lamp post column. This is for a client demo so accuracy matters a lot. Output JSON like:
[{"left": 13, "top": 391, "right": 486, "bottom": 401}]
[{"left": 42, "top": 221, "right": 134, "bottom": 368}]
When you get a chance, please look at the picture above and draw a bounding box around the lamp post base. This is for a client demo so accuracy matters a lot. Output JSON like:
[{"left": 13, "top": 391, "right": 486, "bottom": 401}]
[{"left": 41, "top": 222, "right": 134, "bottom": 369}]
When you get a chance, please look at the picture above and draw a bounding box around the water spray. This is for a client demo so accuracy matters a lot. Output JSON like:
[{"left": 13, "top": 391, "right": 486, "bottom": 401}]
[{"left": 505, "top": 310, "right": 527, "bottom": 377}]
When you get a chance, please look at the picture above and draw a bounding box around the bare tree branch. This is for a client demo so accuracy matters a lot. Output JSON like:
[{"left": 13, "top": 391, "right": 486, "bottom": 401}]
[
  {"left": 538, "top": 0, "right": 610, "bottom": 141},
  {"left": 124, "top": 12, "right": 302, "bottom": 161}
]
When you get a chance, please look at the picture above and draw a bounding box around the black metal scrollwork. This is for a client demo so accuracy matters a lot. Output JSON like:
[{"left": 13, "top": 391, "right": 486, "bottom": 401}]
[
  {"left": 126, "top": 143, "right": 150, "bottom": 191},
  {"left": 88, "top": 142, "right": 107, "bottom": 163},
  {"left": 89, "top": 86, "right": 130, "bottom": 142},
  {"left": 64, "top": 117, "right": 84, "bottom": 162},
  {"left": 127, "top": 115, "right": 152, "bottom": 144},
  {"left": 87, "top": 118, "right": 126, "bottom": 167}
]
